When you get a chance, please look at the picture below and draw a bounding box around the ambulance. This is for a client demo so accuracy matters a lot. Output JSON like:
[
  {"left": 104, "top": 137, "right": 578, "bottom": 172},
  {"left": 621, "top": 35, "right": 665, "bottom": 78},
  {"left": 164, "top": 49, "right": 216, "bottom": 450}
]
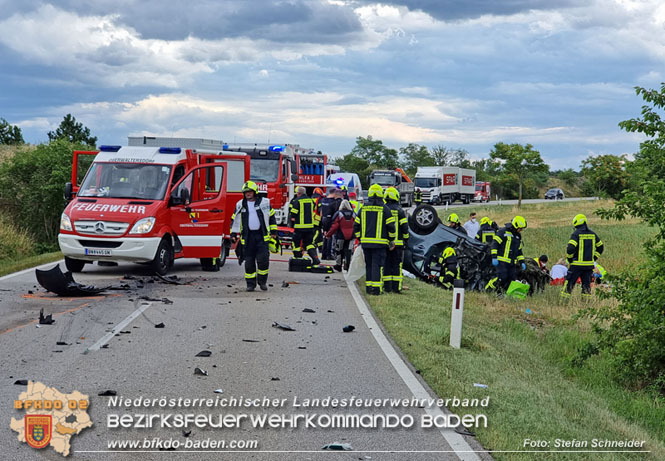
[{"left": 58, "top": 145, "right": 249, "bottom": 274}]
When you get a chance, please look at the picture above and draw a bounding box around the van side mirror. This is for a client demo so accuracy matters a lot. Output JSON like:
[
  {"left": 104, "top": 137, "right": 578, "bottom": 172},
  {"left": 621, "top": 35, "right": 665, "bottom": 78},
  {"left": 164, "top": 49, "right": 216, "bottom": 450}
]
[
  {"left": 169, "top": 188, "right": 190, "bottom": 206},
  {"left": 290, "top": 160, "right": 297, "bottom": 175},
  {"left": 64, "top": 182, "right": 73, "bottom": 201}
]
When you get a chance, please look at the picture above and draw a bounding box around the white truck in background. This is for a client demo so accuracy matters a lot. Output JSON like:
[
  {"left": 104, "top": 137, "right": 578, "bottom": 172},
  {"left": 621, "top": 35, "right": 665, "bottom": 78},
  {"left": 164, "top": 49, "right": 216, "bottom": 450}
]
[{"left": 414, "top": 166, "right": 476, "bottom": 204}]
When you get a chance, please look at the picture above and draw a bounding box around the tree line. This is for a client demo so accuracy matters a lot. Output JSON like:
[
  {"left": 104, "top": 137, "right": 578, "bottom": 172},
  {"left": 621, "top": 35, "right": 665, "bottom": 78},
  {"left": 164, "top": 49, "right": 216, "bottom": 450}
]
[{"left": 335, "top": 135, "right": 629, "bottom": 203}]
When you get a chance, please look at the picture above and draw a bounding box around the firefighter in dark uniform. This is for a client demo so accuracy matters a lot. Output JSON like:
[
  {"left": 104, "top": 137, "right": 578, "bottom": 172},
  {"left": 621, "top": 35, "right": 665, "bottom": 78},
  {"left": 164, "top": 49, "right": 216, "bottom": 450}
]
[
  {"left": 230, "top": 181, "right": 277, "bottom": 292},
  {"left": 487, "top": 216, "right": 527, "bottom": 292},
  {"left": 353, "top": 184, "right": 396, "bottom": 295},
  {"left": 289, "top": 186, "right": 320, "bottom": 265},
  {"left": 475, "top": 217, "right": 498, "bottom": 244},
  {"left": 447, "top": 213, "right": 467, "bottom": 235},
  {"left": 414, "top": 188, "right": 422, "bottom": 206},
  {"left": 437, "top": 247, "right": 459, "bottom": 289},
  {"left": 312, "top": 187, "right": 324, "bottom": 252},
  {"left": 561, "top": 214, "right": 604, "bottom": 300},
  {"left": 383, "top": 187, "right": 409, "bottom": 293}
]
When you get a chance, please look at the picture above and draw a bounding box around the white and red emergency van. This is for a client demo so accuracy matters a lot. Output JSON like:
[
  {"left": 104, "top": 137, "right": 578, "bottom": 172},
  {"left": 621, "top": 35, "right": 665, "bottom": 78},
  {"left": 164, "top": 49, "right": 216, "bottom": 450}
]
[{"left": 58, "top": 145, "right": 249, "bottom": 274}]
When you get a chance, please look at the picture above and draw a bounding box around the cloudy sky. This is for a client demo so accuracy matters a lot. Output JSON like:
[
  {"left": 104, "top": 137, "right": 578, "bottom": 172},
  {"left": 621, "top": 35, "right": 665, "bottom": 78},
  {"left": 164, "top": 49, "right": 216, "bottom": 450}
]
[{"left": 1, "top": 0, "right": 662, "bottom": 169}]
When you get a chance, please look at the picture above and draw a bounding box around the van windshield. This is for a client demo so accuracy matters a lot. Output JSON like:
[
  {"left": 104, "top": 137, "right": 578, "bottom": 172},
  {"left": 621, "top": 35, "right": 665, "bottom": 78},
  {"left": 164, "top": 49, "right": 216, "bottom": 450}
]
[
  {"left": 78, "top": 163, "right": 172, "bottom": 200},
  {"left": 415, "top": 178, "right": 439, "bottom": 188},
  {"left": 371, "top": 173, "right": 397, "bottom": 186},
  {"left": 250, "top": 158, "right": 280, "bottom": 182}
]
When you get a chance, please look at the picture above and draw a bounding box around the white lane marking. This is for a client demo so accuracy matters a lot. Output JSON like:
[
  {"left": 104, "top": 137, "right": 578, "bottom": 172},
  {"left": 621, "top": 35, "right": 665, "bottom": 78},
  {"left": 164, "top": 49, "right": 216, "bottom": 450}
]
[
  {"left": 0, "top": 260, "right": 64, "bottom": 282},
  {"left": 84, "top": 302, "right": 152, "bottom": 354},
  {"left": 346, "top": 275, "right": 481, "bottom": 461}
]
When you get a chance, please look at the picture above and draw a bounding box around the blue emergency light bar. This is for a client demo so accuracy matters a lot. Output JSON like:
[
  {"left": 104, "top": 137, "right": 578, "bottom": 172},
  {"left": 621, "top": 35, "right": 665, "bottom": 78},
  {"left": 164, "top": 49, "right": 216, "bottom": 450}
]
[
  {"left": 99, "top": 145, "right": 121, "bottom": 152},
  {"left": 268, "top": 145, "right": 284, "bottom": 152},
  {"left": 159, "top": 147, "right": 182, "bottom": 154}
]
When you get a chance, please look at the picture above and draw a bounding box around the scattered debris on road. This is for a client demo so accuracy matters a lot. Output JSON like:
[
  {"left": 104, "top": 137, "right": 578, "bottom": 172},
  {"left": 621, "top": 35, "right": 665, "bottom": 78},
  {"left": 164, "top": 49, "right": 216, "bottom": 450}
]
[
  {"left": 342, "top": 325, "right": 355, "bottom": 333},
  {"left": 36, "top": 265, "right": 106, "bottom": 296},
  {"left": 39, "top": 309, "right": 55, "bottom": 325},
  {"left": 272, "top": 322, "right": 296, "bottom": 331},
  {"left": 242, "top": 339, "right": 260, "bottom": 343},
  {"left": 271, "top": 377, "right": 280, "bottom": 381},
  {"left": 281, "top": 281, "right": 290, "bottom": 288},
  {"left": 56, "top": 341, "right": 70, "bottom": 346},
  {"left": 182, "top": 430, "right": 192, "bottom": 437},
  {"left": 214, "top": 389, "right": 224, "bottom": 394},
  {"left": 302, "top": 308, "right": 316, "bottom": 313},
  {"left": 14, "top": 380, "right": 28, "bottom": 386},
  {"left": 194, "top": 367, "right": 208, "bottom": 376},
  {"left": 195, "top": 350, "right": 212, "bottom": 357},
  {"left": 98, "top": 390, "right": 117, "bottom": 396},
  {"left": 155, "top": 322, "right": 165, "bottom": 329},
  {"left": 155, "top": 274, "right": 187, "bottom": 285},
  {"left": 322, "top": 442, "right": 353, "bottom": 451},
  {"left": 139, "top": 296, "right": 174, "bottom": 305}
]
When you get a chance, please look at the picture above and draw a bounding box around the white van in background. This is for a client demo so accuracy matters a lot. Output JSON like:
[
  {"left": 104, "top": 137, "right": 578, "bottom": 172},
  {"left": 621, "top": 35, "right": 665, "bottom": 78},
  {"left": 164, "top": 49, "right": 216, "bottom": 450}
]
[{"left": 326, "top": 172, "right": 363, "bottom": 198}]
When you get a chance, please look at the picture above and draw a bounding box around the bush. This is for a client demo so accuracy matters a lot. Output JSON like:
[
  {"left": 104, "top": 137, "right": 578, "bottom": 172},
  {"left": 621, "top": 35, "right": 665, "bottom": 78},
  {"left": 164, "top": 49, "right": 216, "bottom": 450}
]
[
  {"left": 0, "top": 140, "right": 85, "bottom": 244},
  {"left": 581, "top": 83, "right": 665, "bottom": 392}
]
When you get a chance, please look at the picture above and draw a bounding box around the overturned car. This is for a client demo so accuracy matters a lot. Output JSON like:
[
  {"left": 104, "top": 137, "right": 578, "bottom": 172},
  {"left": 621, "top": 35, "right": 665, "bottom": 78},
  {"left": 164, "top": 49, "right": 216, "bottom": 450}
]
[{"left": 404, "top": 205, "right": 550, "bottom": 293}]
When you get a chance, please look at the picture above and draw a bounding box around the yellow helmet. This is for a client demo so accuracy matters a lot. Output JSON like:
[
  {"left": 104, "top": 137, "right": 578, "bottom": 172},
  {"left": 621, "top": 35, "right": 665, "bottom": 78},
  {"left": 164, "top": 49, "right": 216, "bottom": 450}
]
[
  {"left": 447, "top": 213, "right": 460, "bottom": 224},
  {"left": 385, "top": 187, "right": 400, "bottom": 202},
  {"left": 480, "top": 216, "right": 490, "bottom": 225},
  {"left": 573, "top": 214, "right": 587, "bottom": 227},
  {"left": 512, "top": 215, "right": 527, "bottom": 229},
  {"left": 368, "top": 184, "right": 384, "bottom": 198},
  {"left": 442, "top": 247, "right": 456, "bottom": 259},
  {"left": 242, "top": 181, "right": 259, "bottom": 194}
]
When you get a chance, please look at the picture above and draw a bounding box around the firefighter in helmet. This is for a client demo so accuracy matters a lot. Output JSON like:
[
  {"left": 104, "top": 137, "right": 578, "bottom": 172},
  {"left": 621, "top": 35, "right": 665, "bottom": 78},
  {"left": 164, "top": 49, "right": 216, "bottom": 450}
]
[
  {"left": 561, "top": 214, "right": 604, "bottom": 300},
  {"left": 383, "top": 187, "right": 409, "bottom": 293},
  {"left": 487, "top": 216, "right": 527, "bottom": 293},
  {"left": 475, "top": 216, "right": 498, "bottom": 244},
  {"left": 230, "top": 181, "right": 277, "bottom": 291},
  {"left": 289, "top": 186, "right": 320, "bottom": 265},
  {"left": 437, "top": 247, "right": 459, "bottom": 290},
  {"left": 447, "top": 213, "right": 467, "bottom": 235},
  {"left": 353, "top": 184, "right": 396, "bottom": 295}
]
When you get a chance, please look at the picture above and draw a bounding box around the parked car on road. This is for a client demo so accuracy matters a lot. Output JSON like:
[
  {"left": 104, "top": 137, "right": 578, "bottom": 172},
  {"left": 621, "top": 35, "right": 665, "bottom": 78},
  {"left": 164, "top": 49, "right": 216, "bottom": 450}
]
[{"left": 544, "top": 188, "right": 565, "bottom": 200}]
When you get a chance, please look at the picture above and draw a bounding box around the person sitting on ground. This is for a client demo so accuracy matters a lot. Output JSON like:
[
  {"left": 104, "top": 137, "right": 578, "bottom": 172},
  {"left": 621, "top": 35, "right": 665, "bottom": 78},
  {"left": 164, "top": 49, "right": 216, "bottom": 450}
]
[{"left": 550, "top": 258, "right": 568, "bottom": 285}]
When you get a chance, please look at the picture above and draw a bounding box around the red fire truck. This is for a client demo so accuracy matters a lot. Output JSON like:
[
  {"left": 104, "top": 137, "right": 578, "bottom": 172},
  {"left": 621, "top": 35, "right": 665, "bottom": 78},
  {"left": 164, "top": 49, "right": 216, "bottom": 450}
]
[
  {"left": 128, "top": 137, "right": 328, "bottom": 226},
  {"left": 58, "top": 145, "right": 249, "bottom": 274}
]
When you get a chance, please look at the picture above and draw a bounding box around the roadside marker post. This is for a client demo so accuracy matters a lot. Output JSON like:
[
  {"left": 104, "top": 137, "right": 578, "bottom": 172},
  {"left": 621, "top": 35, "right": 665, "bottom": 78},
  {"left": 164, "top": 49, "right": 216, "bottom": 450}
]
[{"left": 450, "top": 279, "right": 465, "bottom": 349}]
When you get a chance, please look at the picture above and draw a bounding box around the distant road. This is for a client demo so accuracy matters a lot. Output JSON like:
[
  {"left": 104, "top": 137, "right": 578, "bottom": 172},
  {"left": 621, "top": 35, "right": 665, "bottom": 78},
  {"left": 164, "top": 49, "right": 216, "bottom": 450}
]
[{"left": 406, "top": 197, "right": 599, "bottom": 211}]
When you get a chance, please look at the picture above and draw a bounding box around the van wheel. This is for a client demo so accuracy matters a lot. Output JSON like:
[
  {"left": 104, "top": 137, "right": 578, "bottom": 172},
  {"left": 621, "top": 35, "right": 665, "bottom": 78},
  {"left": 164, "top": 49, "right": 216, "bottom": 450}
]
[
  {"left": 151, "top": 238, "right": 173, "bottom": 275},
  {"left": 410, "top": 204, "right": 439, "bottom": 234},
  {"left": 65, "top": 257, "right": 86, "bottom": 273}
]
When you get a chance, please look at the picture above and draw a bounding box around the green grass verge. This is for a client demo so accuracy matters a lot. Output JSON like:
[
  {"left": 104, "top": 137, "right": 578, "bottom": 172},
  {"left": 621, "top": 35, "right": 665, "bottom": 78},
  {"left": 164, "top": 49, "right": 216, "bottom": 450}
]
[
  {"left": 362, "top": 200, "right": 664, "bottom": 460},
  {"left": 0, "top": 251, "right": 62, "bottom": 277}
]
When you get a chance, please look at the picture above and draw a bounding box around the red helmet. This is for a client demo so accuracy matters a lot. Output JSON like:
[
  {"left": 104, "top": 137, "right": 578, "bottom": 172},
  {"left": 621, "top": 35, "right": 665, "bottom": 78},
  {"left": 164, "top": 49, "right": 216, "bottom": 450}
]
[
  {"left": 313, "top": 188, "right": 323, "bottom": 196},
  {"left": 349, "top": 192, "right": 357, "bottom": 199}
]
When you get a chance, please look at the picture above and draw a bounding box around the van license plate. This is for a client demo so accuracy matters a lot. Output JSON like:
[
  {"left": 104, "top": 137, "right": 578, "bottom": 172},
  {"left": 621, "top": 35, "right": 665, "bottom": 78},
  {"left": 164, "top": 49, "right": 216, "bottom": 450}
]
[{"left": 85, "top": 249, "right": 112, "bottom": 256}]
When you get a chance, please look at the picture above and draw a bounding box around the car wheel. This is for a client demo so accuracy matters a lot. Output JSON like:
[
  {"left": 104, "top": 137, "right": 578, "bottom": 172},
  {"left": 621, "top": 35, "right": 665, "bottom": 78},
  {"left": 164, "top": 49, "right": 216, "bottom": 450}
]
[
  {"left": 64, "top": 257, "right": 86, "bottom": 273},
  {"left": 411, "top": 204, "right": 439, "bottom": 234},
  {"left": 151, "top": 238, "right": 173, "bottom": 275}
]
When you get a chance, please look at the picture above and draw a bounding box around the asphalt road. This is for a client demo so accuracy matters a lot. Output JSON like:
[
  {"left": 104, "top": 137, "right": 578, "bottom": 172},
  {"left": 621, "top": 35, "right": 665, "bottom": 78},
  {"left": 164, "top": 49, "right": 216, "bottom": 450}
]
[{"left": 0, "top": 253, "right": 490, "bottom": 460}]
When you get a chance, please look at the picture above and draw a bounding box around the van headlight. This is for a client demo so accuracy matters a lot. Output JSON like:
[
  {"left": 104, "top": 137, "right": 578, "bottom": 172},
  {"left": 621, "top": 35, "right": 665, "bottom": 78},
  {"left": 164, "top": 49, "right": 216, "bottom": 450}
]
[
  {"left": 129, "top": 217, "right": 156, "bottom": 234},
  {"left": 60, "top": 213, "right": 72, "bottom": 231}
]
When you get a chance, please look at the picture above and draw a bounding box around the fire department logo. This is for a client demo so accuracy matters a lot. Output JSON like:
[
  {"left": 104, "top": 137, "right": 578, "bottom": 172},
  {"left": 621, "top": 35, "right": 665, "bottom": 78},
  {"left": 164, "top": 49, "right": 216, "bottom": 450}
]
[
  {"left": 25, "top": 415, "right": 52, "bottom": 449},
  {"left": 189, "top": 212, "right": 200, "bottom": 223}
]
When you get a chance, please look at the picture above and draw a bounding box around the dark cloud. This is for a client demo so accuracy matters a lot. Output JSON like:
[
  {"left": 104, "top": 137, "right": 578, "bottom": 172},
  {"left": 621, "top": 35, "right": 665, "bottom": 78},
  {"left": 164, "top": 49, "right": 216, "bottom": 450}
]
[
  {"left": 357, "top": 0, "right": 583, "bottom": 21},
  {"left": 10, "top": 0, "right": 363, "bottom": 44}
]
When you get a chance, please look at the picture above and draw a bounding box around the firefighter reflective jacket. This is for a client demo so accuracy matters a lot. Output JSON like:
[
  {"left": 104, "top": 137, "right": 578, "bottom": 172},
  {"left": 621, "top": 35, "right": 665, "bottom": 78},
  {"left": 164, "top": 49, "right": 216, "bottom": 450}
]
[
  {"left": 566, "top": 224, "right": 603, "bottom": 267},
  {"left": 385, "top": 201, "right": 409, "bottom": 246},
  {"left": 289, "top": 195, "right": 316, "bottom": 229},
  {"left": 353, "top": 197, "right": 396, "bottom": 248},
  {"left": 230, "top": 197, "right": 277, "bottom": 243},
  {"left": 438, "top": 247, "right": 459, "bottom": 280},
  {"left": 491, "top": 223, "right": 524, "bottom": 265},
  {"left": 476, "top": 222, "right": 496, "bottom": 244}
]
